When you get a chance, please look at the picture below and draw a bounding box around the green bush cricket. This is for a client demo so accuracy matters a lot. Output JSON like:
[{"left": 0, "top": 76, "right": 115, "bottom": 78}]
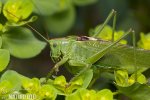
[
  {"left": 47, "top": 10, "right": 137, "bottom": 81},
  {"left": 46, "top": 9, "right": 150, "bottom": 83}
]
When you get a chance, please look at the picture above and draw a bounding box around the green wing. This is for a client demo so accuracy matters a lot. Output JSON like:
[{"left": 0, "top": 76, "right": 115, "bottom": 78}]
[
  {"left": 76, "top": 40, "right": 150, "bottom": 73},
  {"left": 94, "top": 40, "right": 150, "bottom": 73}
]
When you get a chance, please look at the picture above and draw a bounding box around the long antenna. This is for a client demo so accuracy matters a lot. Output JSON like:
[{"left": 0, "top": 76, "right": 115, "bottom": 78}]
[
  {"left": 2, "top": 7, "right": 49, "bottom": 43},
  {"left": 30, "top": 0, "right": 50, "bottom": 40}
]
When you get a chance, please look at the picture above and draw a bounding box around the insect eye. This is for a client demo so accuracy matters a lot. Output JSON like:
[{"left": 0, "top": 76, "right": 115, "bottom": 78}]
[{"left": 53, "top": 43, "right": 57, "bottom": 47}]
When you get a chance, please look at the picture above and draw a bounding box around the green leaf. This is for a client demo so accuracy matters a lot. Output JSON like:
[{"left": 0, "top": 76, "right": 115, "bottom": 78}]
[
  {"left": 117, "top": 83, "right": 150, "bottom": 100},
  {"left": 97, "top": 89, "right": 113, "bottom": 100},
  {"left": 129, "top": 72, "right": 147, "bottom": 84},
  {"left": 45, "top": 6, "right": 75, "bottom": 36},
  {"left": 2, "top": 27, "right": 46, "bottom": 58},
  {"left": 137, "top": 32, "right": 150, "bottom": 50},
  {"left": 64, "top": 69, "right": 93, "bottom": 94},
  {"left": 66, "top": 88, "right": 97, "bottom": 100},
  {"left": 66, "top": 77, "right": 83, "bottom": 94},
  {"left": 53, "top": 75, "right": 67, "bottom": 91},
  {"left": 73, "top": 0, "right": 98, "bottom": 6},
  {"left": 0, "top": 24, "right": 3, "bottom": 32},
  {"left": 0, "top": 1, "right": 2, "bottom": 14},
  {"left": 0, "top": 80, "right": 13, "bottom": 95},
  {"left": 32, "top": 0, "right": 71, "bottom": 16},
  {"left": 2, "top": 16, "right": 37, "bottom": 33},
  {"left": 22, "top": 78, "right": 40, "bottom": 93},
  {"left": 0, "top": 36, "right": 2, "bottom": 48},
  {"left": 0, "top": 70, "right": 29, "bottom": 90},
  {"left": 114, "top": 70, "right": 129, "bottom": 87},
  {"left": 5, "top": 16, "right": 37, "bottom": 27},
  {"left": 0, "top": 49, "right": 10, "bottom": 72},
  {"left": 3, "top": 0, "right": 33, "bottom": 22},
  {"left": 78, "top": 69, "right": 93, "bottom": 88},
  {"left": 39, "top": 85, "right": 57, "bottom": 100},
  {"left": 89, "top": 25, "right": 127, "bottom": 44}
]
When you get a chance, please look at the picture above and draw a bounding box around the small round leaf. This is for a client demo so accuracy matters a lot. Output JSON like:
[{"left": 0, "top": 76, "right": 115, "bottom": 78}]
[
  {"left": 32, "top": 0, "right": 71, "bottom": 16},
  {"left": 39, "top": 85, "right": 57, "bottom": 100},
  {"left": 0, "top": 49, "right": 10, "bottom": 72},
  {"left": 3, "top": 0, "right": 33, "bottom": 22},
  {"left": 0, "top": 70, "right": 29, "bottom": 90},
  {"left": 2, "top": 27, "right": 46, "bottom": 58},
  {"left": 97, "top": 89, "right": 113, "bottom": 100}
]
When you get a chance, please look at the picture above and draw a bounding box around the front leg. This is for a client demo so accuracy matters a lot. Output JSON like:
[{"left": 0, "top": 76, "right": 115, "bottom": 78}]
[{"left": 46, "top": 57, "right": 68, "bottom": 81}]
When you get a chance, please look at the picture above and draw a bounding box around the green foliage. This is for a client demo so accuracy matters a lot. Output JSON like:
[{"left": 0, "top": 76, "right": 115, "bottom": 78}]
[
  {"left": 0, "top": 0, "right": 99, "bottom": 71},
  {"left": 0, "top": 49, "right": 10, "bottom": 72},
  {"left": 53, "top": 69, "right": 93, "bottom": 95},
  {"left": 66, "top": 88, "right": 113, "bottom": 100},
  {"left": 5, "top": 16, "right": 37, "bottom": 27},
  {"left": 129, "top": 72, "right": 147, "bottom": 84},
  {"left": 115, "top": 70, "right": 129, "bottom": 87},
  {"left": 115, "top": 70, "right": 147, "bottom": 87},
  {"left": 45, "top": 6, "right": 75, "bottom": 36},
  {"left": 97, "top": 89, "right": 113, "bottom": 100},
  {"left": 0, "top": 80, "right": 13, "bottom": 95},
  {"left": 3, "top": 0, "right": 33, "bottom": 22},
  {"left": 39, "top": 84, "right": 57, "bottom": 100},
  {"left": 31, "top": 0, "right": 98, "bottom": 35},
  {"left": 22, "top": 78, "right": 41, "bottom": 93},
  {"left": 89, "top": 25, "right": 127, "bottom": 44},
  {"left": 117, "top": 83, "right": 150, "bottom": 100},
  {"left": 0, "top": 70, "right": 29, "bottom": 90},
  {"left": 138, "top": 32, "right": 150, "bottom": 50},
  {"left": 0, "top": 1, "right": 2, "bottom": 14},
  {"left": 0, "top": 0, "right": 46, "bottom": 71},
  {"left": 32, "top": 0, "right": 71, "bottom": 16},
  {"left": 0, "top": 70, "right": 93, "bottom": 99},
  {"left": 73, "top": 0, "right": 98, "bottom": 6},
  {"left": 0, "top": 0, "right": 150, "bottom": 99},
  {"left": 0, "top": 36, "right": 2, "bottom": 47},
  {"left": 2, "top": 27, "right": 46, "bottom": 58},
  {"left": 0, "top": 24, "right": 3, "bottom": 32},
  {"left": 114, "top": 70, "right": 150, "bottom": 100}
]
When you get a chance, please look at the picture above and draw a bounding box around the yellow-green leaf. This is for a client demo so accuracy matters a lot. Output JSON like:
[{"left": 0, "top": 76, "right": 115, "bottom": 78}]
[
  {"left": 2, "top": 27, "right": 46, "bottom": 58},
  {"left": 39, "top": 85, "right": 57, "bottom": 100},
  {"left": 97, "top": 89, "right": 113, "bottom": 100},
  {"left": 53, "top": 75, "right": 67, "bottom": 91},
  {"left": 90, "top": 25, "right": 127, "bottom": 44},
  {"left": 3, "top": 0, "right": 33, "bottom": 22},
  {"left": 0, "top": 36, "right": 2, "bottom": 48},
  {"left": 32, "top": 0, "right": 71, "bottom": 16},
  {"left": 137, "top": 32, "right": 150, "bottom": 50},
  {"left": 114, "top": 70, "right": 129, "bottom": 87},
  {"left": 129, "top": 72, "right": 147, "bottom": 84},
  {"left": 0, "top": 49, "right": 9, "bottom": 72}
]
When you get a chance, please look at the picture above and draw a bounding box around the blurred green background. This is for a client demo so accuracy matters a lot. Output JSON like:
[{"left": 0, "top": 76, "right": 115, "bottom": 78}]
[{"left": 5, "top": 0, "right": 150, "bottom": 80}]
